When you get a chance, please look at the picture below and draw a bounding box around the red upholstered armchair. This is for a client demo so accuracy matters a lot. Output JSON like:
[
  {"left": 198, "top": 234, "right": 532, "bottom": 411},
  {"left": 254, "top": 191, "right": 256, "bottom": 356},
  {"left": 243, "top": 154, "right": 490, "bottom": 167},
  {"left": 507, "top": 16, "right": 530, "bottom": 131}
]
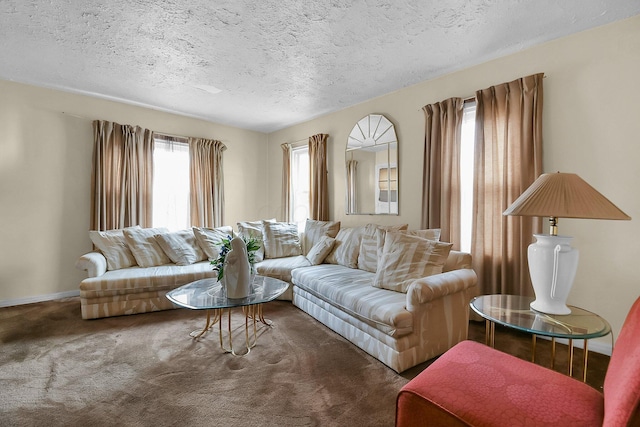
[{"left": 396, "top": 297, "right": 640, "bottom": 426}]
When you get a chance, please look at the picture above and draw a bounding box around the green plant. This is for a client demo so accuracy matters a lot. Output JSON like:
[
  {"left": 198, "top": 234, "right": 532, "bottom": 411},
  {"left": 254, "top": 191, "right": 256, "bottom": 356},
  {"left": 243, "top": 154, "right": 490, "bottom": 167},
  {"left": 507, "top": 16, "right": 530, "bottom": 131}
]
[{"left": 210, "top": 235, "right": 261, "bottom": 281}]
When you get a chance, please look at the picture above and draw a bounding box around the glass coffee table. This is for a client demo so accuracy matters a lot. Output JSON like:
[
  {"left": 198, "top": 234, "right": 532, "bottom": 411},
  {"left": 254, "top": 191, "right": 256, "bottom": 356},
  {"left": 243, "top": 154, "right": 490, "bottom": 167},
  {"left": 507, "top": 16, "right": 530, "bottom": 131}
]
[
  {"left": 470, "top": 294, "right": 612, "bottom": 382},
  {"left": 166, "top": 275, "right": 288, "bottom": 355}
]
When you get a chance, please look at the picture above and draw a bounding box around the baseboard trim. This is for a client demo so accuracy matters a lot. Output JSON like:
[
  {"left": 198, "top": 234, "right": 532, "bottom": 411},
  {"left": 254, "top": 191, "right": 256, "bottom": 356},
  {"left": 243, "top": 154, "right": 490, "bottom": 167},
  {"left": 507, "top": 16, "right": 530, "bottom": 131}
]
[
  {"left": 0, "top": 290, "right": 80, "bottom": 308},
  {"left": 538, "top": 335, "right": 613, "bottom": 357}
]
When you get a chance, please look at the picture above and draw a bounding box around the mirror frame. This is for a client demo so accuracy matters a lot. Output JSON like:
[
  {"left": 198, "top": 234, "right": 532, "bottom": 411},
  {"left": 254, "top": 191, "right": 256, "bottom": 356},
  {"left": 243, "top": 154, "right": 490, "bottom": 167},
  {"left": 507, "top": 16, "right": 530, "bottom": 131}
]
[{"left": 345, "top": 114, "right": 399, "bottom": 215}]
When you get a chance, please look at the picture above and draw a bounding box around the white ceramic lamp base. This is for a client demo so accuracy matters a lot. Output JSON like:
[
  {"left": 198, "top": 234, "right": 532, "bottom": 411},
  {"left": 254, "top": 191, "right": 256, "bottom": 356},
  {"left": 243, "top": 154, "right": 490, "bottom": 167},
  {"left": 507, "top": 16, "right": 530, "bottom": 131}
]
[{"left": 528, "top": 234, "right": 579, "bottom": 315}]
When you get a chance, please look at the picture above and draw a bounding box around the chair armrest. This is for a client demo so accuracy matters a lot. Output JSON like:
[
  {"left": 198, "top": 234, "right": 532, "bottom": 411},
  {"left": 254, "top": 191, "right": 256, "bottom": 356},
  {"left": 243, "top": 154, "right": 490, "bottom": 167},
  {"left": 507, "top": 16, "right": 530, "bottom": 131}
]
[
  {"left": 75, "top": 252, "right": 107, "bottom": 278},
  {"left": 406, "top": 269, "right": 477, "bottom": 311}
]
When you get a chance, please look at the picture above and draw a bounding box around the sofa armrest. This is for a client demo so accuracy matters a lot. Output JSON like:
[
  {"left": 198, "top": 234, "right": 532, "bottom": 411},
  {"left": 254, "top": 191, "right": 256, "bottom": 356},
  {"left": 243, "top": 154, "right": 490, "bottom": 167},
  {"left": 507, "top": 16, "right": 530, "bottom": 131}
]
[
  {"left": 75, "top": 252, "right": 107, "bottom": 278},
  {"left": 406, "top": 269, "right": 477, "bottom": 311}
]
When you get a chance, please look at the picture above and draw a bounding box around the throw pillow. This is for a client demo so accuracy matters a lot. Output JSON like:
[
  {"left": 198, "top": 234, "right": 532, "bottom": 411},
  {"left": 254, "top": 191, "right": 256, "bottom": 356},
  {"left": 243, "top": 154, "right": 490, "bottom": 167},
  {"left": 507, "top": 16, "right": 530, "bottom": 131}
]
[
  {"left": 89, "top": 226, "right": 139, "bottom": 270},
  {"left": 262, "top": 221, "right": 302, "bottom": 259},
  {"left": 303, "top": 219, "right": 340, "bottom": 255},
  {"left": 305, "top": 236, "right": 336, "bottom": 265},
  {"left": 403, "top": 228, "right": 441, "bottom": 241},
  {"left": 358, "top": 223, "right": 408, "bottom": 273},
  {"left": 324, "top": 226, "right": 365, "bottom": 269},
  {"left": 373, "top": 231, "right": 452, "bottom": 293},
  {"left": 237, "top": 219, "right": 275, "bottom": 263},
  {"left": 376, "top": 228, "right": 441, "bottom": 261},
  {"left": 123, "top": 227, "right": 171, "bottom": 267},
  {"left": 155, "top": 229, "right": 206, "bottom": 266},
  {"left": 193, "top": 226, "right": 234, "bottom": 259}
]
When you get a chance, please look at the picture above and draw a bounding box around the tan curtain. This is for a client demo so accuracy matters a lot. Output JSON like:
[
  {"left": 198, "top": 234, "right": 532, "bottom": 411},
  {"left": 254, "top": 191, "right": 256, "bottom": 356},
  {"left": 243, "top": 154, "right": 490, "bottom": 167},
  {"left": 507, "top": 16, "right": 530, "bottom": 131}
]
[
  {"left": 189, "top": 137, "right": 226, "bottom": 228},
  {"left": 346, "top": 159, "right": 358, "bottom": 213},
  {"left": 421, "top": 98, "right": 463, "bottom": 248},
  {"left": 91, "top": 120, "right": 154, "bottom": 231},
  {"left": 472, "top": 73, "right": 544, "bottom": 296},
  {"left": 281, "top": 143, "right": 291, "bottom": 222},
  {"left": 309, "top": 133, "right": 329, "bottom": 221}
]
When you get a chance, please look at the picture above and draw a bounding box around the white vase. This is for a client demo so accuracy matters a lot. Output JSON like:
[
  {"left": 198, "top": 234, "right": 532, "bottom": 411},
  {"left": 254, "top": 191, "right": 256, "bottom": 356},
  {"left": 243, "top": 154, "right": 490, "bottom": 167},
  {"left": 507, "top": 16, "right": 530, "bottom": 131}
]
[{"left": 528, "top": 234, "right": 579, "bottom": 315}]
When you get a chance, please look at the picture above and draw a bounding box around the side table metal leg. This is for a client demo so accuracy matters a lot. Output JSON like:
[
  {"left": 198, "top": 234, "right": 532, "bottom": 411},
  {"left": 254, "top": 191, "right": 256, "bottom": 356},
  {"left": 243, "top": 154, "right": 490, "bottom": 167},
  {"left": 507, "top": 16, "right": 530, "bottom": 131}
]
[
  {"left": 583, "top": 339, "right": 589, "bottom": 382},
  {"left": 531, "top": 334, "right": 536, "bottom": 363},
  {"left": 485, "top": 320, "right": 490, "bottom": 346},
  {"left": 551, "top": 338, "right": 556, "bottom": 369},
  {"left": 568, "top": 338, "right": 574, "bottom": 377},
  {"left": 490, "top": 321, "right": 495, "bottom": 348}
]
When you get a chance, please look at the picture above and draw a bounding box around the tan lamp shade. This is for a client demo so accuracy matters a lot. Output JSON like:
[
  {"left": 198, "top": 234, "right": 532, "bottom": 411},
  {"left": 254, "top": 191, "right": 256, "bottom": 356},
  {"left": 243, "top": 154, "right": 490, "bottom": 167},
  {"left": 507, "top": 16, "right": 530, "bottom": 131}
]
[{"left": 503, "top": 172, "right": 631, "bottom": 220}]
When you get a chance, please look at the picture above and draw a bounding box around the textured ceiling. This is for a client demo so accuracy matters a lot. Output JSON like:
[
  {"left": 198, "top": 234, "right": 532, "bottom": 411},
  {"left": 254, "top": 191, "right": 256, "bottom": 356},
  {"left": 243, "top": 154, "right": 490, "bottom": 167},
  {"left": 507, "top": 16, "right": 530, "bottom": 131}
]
[{"left": 1, "top": 1, "right": 639, "bottom": 133}]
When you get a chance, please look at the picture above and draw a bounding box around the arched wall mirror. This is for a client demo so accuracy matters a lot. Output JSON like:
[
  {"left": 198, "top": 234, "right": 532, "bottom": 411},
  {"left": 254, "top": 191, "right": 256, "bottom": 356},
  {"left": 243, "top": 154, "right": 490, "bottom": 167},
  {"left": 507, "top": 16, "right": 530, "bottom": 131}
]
[{"left": 345, "top": 114, "right": 398, "bottom": 215}]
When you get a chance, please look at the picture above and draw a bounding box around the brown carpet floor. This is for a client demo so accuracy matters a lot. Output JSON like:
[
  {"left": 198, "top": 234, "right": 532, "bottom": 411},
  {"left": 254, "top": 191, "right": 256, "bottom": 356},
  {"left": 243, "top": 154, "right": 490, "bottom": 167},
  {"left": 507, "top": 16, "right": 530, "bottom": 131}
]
[{"left": 0, "top": 298, "right": 610, "bottom": 426}]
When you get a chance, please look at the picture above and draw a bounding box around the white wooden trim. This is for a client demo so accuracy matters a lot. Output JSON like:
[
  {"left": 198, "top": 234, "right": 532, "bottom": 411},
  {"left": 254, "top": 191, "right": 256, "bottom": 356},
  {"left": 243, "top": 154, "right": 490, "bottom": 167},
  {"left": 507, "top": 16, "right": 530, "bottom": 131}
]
[
  {"left": 0, "top": 290, "right": 80, "bottom": 308},
  {"left": 538, "top": 335, "right": 613, "bottom": 356}
]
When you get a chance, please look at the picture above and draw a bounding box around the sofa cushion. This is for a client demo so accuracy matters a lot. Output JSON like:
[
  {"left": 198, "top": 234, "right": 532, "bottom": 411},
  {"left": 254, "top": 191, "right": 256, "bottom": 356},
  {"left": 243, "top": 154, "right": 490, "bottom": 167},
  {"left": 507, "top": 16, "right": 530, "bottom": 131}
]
[
  {"left": 255, "top": 255, "right": 311, "bottom": 283},
  {"left": 292, "top": 264, "right": 413, "bottom": 337},
  {"left": 358, "top": 223, "right": 408, "bottom": 273},
  {"left": 262, "top": 221, "right": 302, "bottom": 259},
  {"left": 155, "top": 229, "right": 206, "bottom": 266},
  {"left": 193, "top": 226, "right": 234, "bottom": 259},
  {"left": 237, "top": 219, "right": 275, "bottom": 262},
  {"left": 123, "top": 227, "right": 172, "bottom": 267},
  {"left": 376, "top": 228, "right": 441, "bottom": 261},
  {"left": 306, "top": 236, "right": 335, "bottom": 265},
  {"left": 373, "top": 232, "right": 452, "bottom": 293},
  {"left": 303, "top": 219, "right": 340, "bottom": 255},
  {"left": 325, "top": 226, "right": 365, "bottom": 269},
  {"left": 79, "top": 261, "right": 214, "bottom": 299},
  {"left": 89, "top": 226, "right": 139, "bottom": 271}
]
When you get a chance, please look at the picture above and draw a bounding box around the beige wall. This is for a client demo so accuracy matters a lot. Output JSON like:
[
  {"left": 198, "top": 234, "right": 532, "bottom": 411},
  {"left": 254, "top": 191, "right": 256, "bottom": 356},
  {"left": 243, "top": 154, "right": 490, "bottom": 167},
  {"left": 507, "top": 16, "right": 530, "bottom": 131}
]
[
  {"left": 267, "top": 16, "right": 640, "bottom": 349},
  {"left": 0, "top": 81, "right": 268, "bottom": 302}
]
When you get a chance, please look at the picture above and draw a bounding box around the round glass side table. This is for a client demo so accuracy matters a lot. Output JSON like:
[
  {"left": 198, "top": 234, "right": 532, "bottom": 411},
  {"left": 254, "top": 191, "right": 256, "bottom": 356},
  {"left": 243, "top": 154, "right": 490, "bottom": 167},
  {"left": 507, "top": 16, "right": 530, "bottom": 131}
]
[{"left": 470, "top": 294, "right": 611, "bottom": 382}]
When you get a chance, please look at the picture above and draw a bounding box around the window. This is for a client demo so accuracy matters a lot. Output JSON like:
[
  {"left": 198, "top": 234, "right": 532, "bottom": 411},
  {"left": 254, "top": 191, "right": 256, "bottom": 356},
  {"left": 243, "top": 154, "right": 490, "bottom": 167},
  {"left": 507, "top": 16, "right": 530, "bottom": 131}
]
[
  {"left": 152, "top": 136, "right": 190, "bottom": 231},
  {"left": 376, "top": 165, "right": 398, "bottom": 214},
  {"left": 460, "top": 101, "right": 476, "bottom": 253},
  {"left": 290, "top": 145, "right": 310, "bottom": 232}
]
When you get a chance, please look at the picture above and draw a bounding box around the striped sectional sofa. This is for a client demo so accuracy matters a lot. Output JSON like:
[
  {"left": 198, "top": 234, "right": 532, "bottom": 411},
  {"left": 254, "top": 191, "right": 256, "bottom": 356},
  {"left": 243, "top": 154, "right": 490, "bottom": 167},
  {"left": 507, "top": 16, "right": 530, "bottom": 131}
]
[
  {"left": 76, "top": 223, "right": 303, "bottom": 320},
  {"left": 76, "top": 220, "right": 477, "bottom": 372},
  {"left": 287, "top": 221, "right": 477, "bottom": 372}
]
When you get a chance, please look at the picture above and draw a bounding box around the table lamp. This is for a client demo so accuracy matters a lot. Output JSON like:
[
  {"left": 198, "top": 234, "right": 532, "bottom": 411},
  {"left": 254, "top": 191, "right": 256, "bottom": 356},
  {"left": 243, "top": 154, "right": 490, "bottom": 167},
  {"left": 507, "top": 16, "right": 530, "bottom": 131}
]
[{"left": 503, "top": 172, "right": 630, "bottom": 315}]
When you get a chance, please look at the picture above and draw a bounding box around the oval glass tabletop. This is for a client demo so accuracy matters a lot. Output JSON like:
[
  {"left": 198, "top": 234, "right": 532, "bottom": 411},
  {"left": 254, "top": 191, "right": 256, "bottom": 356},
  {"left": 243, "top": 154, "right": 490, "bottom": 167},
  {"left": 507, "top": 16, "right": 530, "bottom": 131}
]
[
  {"left": 470, "top": 294, "right": 611, "bottom": 340},
  {"left": 166, "top": 275, "right": 288, "bottom": 310}
]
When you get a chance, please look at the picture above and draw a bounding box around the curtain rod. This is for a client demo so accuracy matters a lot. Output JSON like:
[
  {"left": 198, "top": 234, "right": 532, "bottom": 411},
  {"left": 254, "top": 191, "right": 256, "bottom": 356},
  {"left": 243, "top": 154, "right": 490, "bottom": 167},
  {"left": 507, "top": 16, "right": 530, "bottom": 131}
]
[
  {"left": 284, "top": 138, "right": 308, "bottom": 147},
  {"left": 61, "top": 113, "right": 227, "bottom": 143},
  {"left": 154, "top": 131, "right": 189, "bottom": 141}
]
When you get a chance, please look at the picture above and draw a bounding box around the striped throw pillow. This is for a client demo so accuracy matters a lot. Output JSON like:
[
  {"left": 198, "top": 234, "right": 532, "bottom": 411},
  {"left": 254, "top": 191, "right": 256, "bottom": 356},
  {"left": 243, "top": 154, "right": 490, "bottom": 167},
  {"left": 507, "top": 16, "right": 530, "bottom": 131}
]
[
  {"left": 303, "top": 219, "right": 340, "bottom": 255},
  {"left": 193, "top": 226, "right": 234, "bottom": 260},
  {"left": 358, "top": 223, "right": 408, "bottom": 273},
  {"left": 262, "top": 221, "right": 302, "bottom": 259},
  {"left": 89, "top": 226, "right": 139, "bottom": 270},
  {"left": 325, "top": 226, "right": 365, "bottom": 269},
  {"left": 155, "top": 229, "right": 206, "bottom": 266},
  {"left": 237, "top": 219, "right": 275, "bottom": 263},
  {"left": 373, "top": 231, "right": 452, "bottom": 293},
  {"left": 123, "top": 227, "right": 171, "bottom": 267},
  {"left": 306, "top": 236, "right": 336, "bottom": 265},
  {"left": 376, "top": 228, "right": 441, "bottom": 260}
]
